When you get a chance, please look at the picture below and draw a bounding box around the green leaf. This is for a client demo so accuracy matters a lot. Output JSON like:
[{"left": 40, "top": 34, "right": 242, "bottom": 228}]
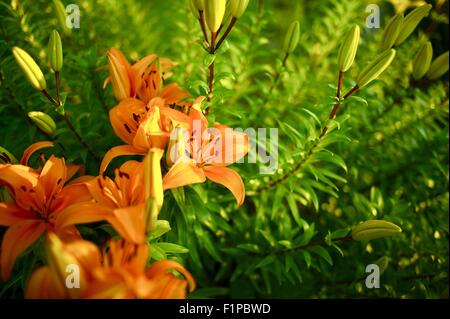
[
  {"left": 255, "top": 255, "right": 276, "bottom": 268},
  {"left": 309, "top": 246, "right": 333, "bottom": 266},
  {"left": 153, "top": 242, "right": 189, "bottom": 254},
  {"left": 149, "top": 243, "right": 167, "bottom": 261}
]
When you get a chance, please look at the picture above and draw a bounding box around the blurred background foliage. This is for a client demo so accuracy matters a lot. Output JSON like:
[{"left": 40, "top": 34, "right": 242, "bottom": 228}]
[{"left": 0, "top": 0, "right": 448, "bottom": 298}]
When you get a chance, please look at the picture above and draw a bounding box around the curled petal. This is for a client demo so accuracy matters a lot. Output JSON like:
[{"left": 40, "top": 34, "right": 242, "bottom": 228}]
[
  {"left": 100, "top": 145, "right": 145, "bottom": 173},
  {"left": 20, "top": 141, "right": 54, "bottom": 165},
  {"left": 203, "top": 166, "right": 245, "bottom": 205},
  {"left": 146, "top": 260, "right": 195, "bottom": 293}
]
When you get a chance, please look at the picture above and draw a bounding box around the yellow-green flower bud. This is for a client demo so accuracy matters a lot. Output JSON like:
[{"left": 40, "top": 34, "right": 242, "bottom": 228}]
[
  {"left": 337, "top": 25, "right": 360, "bottom": 72},
  {"left": 192, "top": 0, "right": 205, "bottom": 11},
  {"left": 204, "top": 0, "right": 227, "bottom": 33},
  {"left": 395, "top": 4, "right": 432, "bottom": 46},
  {"left": 12, "top": 47, "right": 47, "bottom": 91},
  {"left": 426, "top": 51, "right": 449, "bottom": 80},
  {"left": 412, "top": 41, "right": 433, "bottom": 80},
  {"left": 352, "top": 220, "right": 402, "bottom": 241},
  {"left": 356, "top": 49, "right": 396, "bottom": 88},
  {"left": 230, "top": 0, "right": 249, "bottom": 18},
  {"left": 0, "top": 146, "right": 18, "bottom": 164},
  {"left": 283, "top": 20, "right": 300, "bottom": 55},
  {"left": 380, "top": 13, "right": 403, "bottom": 51},
  {"left": 52, "top": 0, "right": 72, "bottom": 36},
  {"left": 28, "top": 111, "right": 57, "bottom": 136},
  {"left": 190, "top": 0, "right": 200, "bottom": 18},
  {"left": 48, "top": 30, "right": 63, "bottom": 72}
]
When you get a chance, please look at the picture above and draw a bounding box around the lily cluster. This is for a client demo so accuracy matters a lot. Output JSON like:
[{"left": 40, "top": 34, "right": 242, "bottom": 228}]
[{"left": 0, "top": 44, "right": 248, "bottom": 298}]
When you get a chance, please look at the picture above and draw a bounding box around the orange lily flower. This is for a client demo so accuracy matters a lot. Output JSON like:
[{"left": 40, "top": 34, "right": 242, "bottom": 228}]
[
  {"left": 101, "top": 97, "right": 190, "bottom": 173},
  {"left": 106, "top": 48, "right": 189, "bottom": 104},
  {"left": 0, "top": 142, "right": 93, "bottom": 280},
  {"left": 56, "top": 160, "right": 149, "bottom": 244},
  {"left": 26, "top": 234, "right": 195, "bottom": 299},
  {"left": 163, "top": 98, "right": 249, "bottom": 205}
]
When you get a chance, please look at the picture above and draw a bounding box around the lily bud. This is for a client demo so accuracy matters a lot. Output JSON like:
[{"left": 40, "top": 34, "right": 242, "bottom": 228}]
[
  {"left": 52, "top": 0, "right": 72, "bottom": 36},
  {"left": 189, "top": 0, "right": 200, "bottom": 18},
  {"left": 230, "top": 0, "right": 249, "bottom": 18},
  {"left": 0, "top": 146, "right": 18, "bottom": 164},
  {"left": 192, "top": 0, "right": 205, "bottom": 11},
  {"left": 356, "top": 49, "right": 396, "bottom": 88},
  {"left": 12, "top": 46, "right": 47, "bottom": 91},
  {"left": 283, "top": 20, "right": 300, "bottom": 55},
  {"left": 426, "top": 51, "right": 449, "bottom": 80},
  {"left": 166, "top": 127, "right": 188, "bottom": 167},
  {"left": 204, "top": 0, "right": 227, "bottom": 33},
  {"left": 395, "top": 4, "right": 432, "bottom": 46},
  {"left": 45, "top": 233, "right": 84, "bottom": 297},
  {"left": 145, "top": 148, "right": 164, "bottom": 210},
  {"left": 412, "top": 41, "right": 433, "bottom": 80},
  {"left": 144, "top": 149, "right": 164, "bottom": 232},
  {"left": 48, "top": 30, "right": 63, "bottom": 72},
  {"left": 380, "top": 13, "right": 403, "bottom": 51},
  {"left": 28, "top": 111, "right": 57, "bottom": 136},
  {"left": 352, "top": 220, "right": 402, "bottom": 241},
  {"left": 337, "top": 25, "right": 360, "bottom": 72}
]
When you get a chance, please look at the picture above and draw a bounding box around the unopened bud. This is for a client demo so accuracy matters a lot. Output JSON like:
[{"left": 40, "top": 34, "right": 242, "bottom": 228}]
[
  {"left": 204, "top": 0, "right": 227, "bottom": 33},
  {"left": 192, "top": 0, "right": 205, "bottom": 11},
  {"left": 356, "top": 49, "right": 396, "bottom": 88},
  {"left": 189, "top": 0, "right": 200, "bottom": 18},
  {"left": 337, "top": 25, "right": 360, "bottom": 72},
  {"left": 45, "top": 233, "right": 84, "bottom": 297},
  {"left": 230, "top": 0, "right": 249, "bottom": 18},
  {"left": 48, "top": 30, "right": 63, "bottom": 72},
  {"left": 28, "top": 111, "right": 57, "bottom": 136},
  {"left": 52, "top": 0, "right": 72, "bottom": 36},
  {"left": 395, "top": 4, "right": 432, "bottom": 46},
  {"left": 412, "top": 41, "right": 433, "bottom": 80},
  {"left": 12, "top": 47, "right": 47, "bottom": 91},
  {"left": 283, "top": 20, "right": 300, "bottom": 55},
  {"left": 380, "top": 13, "right": 403, "bottom": 51},
  {"left": 426, "top": 51, "right": 449, "bottom": 80},
  {"left": 352, "top": 220, "right": 402, "bottom": 241}
]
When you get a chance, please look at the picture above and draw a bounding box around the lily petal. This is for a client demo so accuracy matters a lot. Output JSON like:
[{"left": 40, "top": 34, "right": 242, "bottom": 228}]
[
  {"left": 55, "top": 202, "right": 111, "bottom": 231},
  {"left": 100, "top": 145, "right": 145, "bottom": 173},
  {"left": 1, "top": 219, "right": 46, "bottom": 280},
  {"left": 109, "top": 98, "right": 147, "bottom": 145},
  {"left": 161, "top": 83, "right": 190, "bottom": 105},
  {"left": 0, "top": 202, "right": 35, "bottom": 226},
  {"left": 38, "top": 155, "right": 67, "bottom": 201},
  {"left": 107, "top": 204, "right": 146, "bottom": 244},
  {"left": 203, "top": 166, "right": 245, "bottom": 205},
  {"left": 162, "top": 162, "right": 206, "bottom": 191},
  {"left": 20, "top": 141, "right": 54, "bottom": 166}
]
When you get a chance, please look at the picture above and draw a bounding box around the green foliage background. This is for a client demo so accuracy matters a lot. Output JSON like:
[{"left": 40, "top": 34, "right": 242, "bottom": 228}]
[{"left": 0, "top": 0, "right": 448, "bottom": 298}]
